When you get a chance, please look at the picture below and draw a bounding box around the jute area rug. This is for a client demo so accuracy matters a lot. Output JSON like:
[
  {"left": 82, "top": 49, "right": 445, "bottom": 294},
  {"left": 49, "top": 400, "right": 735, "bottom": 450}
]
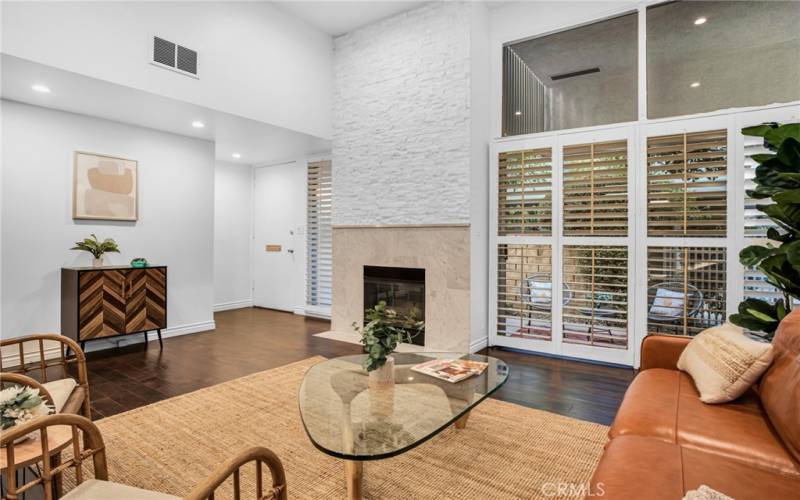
[{"left": 85, "top": 357, "right": 608, "bottom": 499}]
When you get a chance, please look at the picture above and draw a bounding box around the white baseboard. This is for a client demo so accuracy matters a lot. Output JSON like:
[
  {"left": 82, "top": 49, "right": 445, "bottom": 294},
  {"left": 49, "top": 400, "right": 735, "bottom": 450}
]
[
  {"left": 1, "top": 320, "right": 216, "bottom": 367},
  {"left": 214, "top": 299, "right": 253, "bottom": 312},
  {"left": 470, "top": 336, "right": 488, "bottom": 353}
]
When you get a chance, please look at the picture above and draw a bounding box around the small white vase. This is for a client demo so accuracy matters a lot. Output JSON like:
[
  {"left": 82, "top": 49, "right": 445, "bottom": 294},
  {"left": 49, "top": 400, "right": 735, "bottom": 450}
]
[
  {"left": 368, "top": 355, "right": 395, "bottom": 389},
  {"left": 92, "top": 256, "right": 104, "bottom": 267}
]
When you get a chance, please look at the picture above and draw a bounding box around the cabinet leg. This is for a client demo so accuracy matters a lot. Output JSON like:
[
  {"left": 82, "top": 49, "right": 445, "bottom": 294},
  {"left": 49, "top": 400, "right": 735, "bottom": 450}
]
[
  {"left": 80, "top": 341, "right": 86, "bottom": 353},
  {"left": 157, "top": 329, "right": 163, "bottom": 349},
  {"left": 144, "top": 330, "right": 149, "bottom": 348}
]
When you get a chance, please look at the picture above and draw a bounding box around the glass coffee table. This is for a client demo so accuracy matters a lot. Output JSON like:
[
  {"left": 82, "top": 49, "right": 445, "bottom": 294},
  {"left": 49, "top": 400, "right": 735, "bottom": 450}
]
[{"left": 298, "top": 352, "right": 509, "bottom": 499}]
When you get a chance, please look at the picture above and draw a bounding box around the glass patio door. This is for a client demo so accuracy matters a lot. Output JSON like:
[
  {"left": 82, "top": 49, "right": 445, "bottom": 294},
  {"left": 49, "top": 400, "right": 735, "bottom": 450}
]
[{"left": 490, "top": 127, "right": 636, "bottom": 365}]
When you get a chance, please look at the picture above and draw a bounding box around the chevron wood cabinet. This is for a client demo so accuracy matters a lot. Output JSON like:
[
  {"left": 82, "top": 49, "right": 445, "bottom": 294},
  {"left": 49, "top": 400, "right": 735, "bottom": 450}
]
[{"left": 61, "top": 266, "right": 167, "bottom": 349}]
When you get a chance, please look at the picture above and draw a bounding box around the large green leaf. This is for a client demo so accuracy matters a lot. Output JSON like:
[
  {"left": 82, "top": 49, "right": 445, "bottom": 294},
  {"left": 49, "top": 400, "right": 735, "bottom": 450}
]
[
  {"left": 765, "top": 124, "right": 800, "bottom": 149},
  {"left": 729, "top": 298, "right": 783, "bottom": 340},
  {"left": 773, "top": 188, "right": 800, "bottom": 204},
  {"left": 751, "top": 153, "right": 776, "bottom": 163},
  {"left": 739, "top": 245, "right": 778, "bottom": 266},
  {"left": 778, "top": 137, "right": 800, "bottom": 167},
  {"left": 759, "top": 204, "right": 800, "bottom": 232},
  {"left": 742, "top": 123, "right": 777, "bottom": 138}
]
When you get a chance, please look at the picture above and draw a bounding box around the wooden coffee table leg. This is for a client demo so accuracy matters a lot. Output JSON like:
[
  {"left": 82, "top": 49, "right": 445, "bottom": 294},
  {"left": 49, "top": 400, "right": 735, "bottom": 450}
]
[
  {"left": 454, "top": 410, "right": 471, "bottom": 429},
  {"left": 345, "top": 460, "right": 363, "bottom": 500}
]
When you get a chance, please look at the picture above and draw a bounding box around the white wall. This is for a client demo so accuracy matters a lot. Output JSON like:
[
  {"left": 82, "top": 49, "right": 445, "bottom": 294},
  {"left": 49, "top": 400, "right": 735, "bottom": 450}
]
[
  {"left": 1, "top": 1, "right": 333, "bottom": 139},
  {"left": 331, "top": 2, "right": 488, "bottom": 349},
  {"left": 214, "top": 160, "right": 253, "bottom": 310},
  {"left": 469, "top": 3, "right": 491, "bottom": 350},
  {"left": 332, "top": 2, "right": 472, "bottom": 226},
  {"left": 1, "top": 100, "right": 215, "bottom": 344}
]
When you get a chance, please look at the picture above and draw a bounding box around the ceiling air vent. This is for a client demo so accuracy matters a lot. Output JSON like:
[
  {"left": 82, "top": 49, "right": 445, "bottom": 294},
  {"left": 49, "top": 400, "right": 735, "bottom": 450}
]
[
  {"left": 550, "top": 67, "right": 600, "bottom": 81},
  {"left": 152, "top": 36, "right": 198, "bottom": 78}
]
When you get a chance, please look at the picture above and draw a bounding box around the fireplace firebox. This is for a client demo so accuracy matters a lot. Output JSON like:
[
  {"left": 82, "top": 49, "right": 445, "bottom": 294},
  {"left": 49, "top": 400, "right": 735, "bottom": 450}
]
[{"left": 363, "top": 266, "right": 425, "bottom": 346}]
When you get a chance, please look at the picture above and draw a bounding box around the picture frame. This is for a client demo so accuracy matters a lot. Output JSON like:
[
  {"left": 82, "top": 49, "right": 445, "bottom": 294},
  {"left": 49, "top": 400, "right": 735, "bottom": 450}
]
[{"left": 73, "top": 151, "right": 138, "bottom": 221}]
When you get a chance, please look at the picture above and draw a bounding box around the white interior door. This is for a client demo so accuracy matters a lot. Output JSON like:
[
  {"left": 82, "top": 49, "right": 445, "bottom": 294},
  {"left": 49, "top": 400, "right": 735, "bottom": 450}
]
[{"left": 253, "top": 163, "right": 305, "bottom": 312}]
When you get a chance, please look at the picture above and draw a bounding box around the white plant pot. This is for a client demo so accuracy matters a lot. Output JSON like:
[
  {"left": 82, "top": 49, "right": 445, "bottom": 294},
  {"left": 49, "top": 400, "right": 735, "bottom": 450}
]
[
  {"left": 368, "top": 355, "right": 395, "bottom": 389},
  {"left": 92, "top": 257, "right": 104, "bottom": 267}
]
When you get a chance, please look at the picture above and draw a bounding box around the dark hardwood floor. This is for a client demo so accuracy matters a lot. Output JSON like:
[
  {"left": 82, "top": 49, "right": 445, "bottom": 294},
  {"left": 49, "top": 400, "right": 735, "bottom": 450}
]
[{"left": 84, "top": 307, "right": 634, "bottom": 425}]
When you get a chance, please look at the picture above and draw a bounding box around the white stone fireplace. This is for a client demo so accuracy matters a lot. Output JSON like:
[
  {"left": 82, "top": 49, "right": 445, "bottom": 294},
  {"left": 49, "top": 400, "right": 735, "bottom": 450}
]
[{"left": 331, "top": 225, "right": 471, "bottom": 352}]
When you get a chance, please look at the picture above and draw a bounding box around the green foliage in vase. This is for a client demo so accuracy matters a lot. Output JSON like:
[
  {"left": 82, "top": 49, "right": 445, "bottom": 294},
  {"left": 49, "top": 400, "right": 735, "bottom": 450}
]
[
  {"left": 70, "top": 234, "right": 120, "bottom": 259},
  {"left": 730, "top": 123, "right": 800, "bottom": 340},
  {"left": 353, "top": 301, "right": 424, "bottom": 372}
]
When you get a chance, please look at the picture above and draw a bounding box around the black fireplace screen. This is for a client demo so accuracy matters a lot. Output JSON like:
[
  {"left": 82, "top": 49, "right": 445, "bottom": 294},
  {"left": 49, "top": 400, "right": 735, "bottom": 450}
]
[{"left": 363, "top": 266, "right": 425, "bottom": 346}]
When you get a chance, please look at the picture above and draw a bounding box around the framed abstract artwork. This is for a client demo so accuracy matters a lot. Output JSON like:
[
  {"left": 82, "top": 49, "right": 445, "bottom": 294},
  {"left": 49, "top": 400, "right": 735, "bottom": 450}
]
[{"left": 73, "top": 151, "right": 138, "bottom": 221}]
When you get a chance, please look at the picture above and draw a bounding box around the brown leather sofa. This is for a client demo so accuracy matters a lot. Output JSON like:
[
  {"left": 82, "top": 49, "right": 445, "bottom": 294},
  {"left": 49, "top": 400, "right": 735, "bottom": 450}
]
[{"left": 588, "top": 312, "right": 800, "bottom": 499}]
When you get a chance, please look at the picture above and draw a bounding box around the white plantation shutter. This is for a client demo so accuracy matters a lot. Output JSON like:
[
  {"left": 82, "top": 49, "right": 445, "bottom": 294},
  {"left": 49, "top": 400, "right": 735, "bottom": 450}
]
[
  {"left": 563, "top": 140, "right": 628, "bottom": 236},
  {"left": 744, "top": 134, "right": 777, "bottom": 239},
  {"left": 647, "top": 130, "right": 727, "bottom": 237},
  {"left": 496, "top": 244, "right": 553, "bottom": 340},
  {"left": 498, "top": 148, "right": 553, "bottom": 235},
  {"left": 307, "top": 160, "right": 332, "bottom": 307},
  {"left": 647, "top": 246, "right": 727, "bottom": 336},
  {"left": 562, "top": 246, "right": 629, "bottom": 348},
  {"left": 742, "top": 131, "right": 797, "bottom": 314}
]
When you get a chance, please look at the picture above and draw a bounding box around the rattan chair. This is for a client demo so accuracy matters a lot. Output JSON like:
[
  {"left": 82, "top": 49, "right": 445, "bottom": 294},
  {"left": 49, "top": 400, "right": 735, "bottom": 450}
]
[
  {"left": 0, "top": 334, "right": 91, "bottom": 419},
  {"left": 1, "top": 414, "right": 288, "bottom": 500}
]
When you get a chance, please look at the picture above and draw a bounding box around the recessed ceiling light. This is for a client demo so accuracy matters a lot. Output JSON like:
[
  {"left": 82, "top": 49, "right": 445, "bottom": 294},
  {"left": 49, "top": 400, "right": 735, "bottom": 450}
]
[
  {"left": 690, "top": 82, "right": 701, "bottom": 88},
  {"left": 191, "top": 121, "right": 205, "bottom": 128},
  {"left": 232, "top": 153, "right": 241, "bottom": 159},
  {"left": 694, "top": 17, "right": 707, "bottom": 25},
  {"left": 514, "top": 110, "right": 522, "bottom": 116},
  {"left": 31, "top": 84, "right": 51, "bottom": 93}
]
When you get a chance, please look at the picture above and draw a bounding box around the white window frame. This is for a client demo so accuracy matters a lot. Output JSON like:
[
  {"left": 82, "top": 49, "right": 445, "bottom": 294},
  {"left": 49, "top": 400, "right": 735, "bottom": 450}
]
[{"left": 489, "top": 0, "right": 800, "bottom": 366}]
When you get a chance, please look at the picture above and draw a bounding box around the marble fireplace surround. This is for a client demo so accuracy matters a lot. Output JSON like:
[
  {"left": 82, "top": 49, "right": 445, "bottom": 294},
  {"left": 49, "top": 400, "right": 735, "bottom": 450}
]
[{"left": 331, "top": 225, "right": 471, "bottom": 352}]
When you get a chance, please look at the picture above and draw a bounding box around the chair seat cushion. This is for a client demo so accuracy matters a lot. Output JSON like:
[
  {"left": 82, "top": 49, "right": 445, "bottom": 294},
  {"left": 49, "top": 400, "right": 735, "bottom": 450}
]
[
  {"left": 62, "top": 479, "right": 180, "bottom": 500},
  {"left": 591, "top": 436, "right": 800, "bottom": 500},
  {"left": 42, "top": 378, "right": 77, "bottom": 413},
  {"left": 610, "top": 369, "right": 800, "bottom": 476}
]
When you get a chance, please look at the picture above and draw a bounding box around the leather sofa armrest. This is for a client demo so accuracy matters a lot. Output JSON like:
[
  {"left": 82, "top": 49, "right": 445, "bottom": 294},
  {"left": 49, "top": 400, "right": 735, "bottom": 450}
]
[{"left": 640, "top": 335, "right": 692, "bottom": 371}]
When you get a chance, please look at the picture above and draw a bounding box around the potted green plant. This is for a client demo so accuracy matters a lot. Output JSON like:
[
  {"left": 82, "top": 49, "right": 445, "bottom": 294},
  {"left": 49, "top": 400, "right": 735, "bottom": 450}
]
[
  {"left": 353, "top": 301, "right": 424, "bottom": 388},
  {"left": 730, "top": 122, "right": 800, "bottom": 340},
  {"left": 71, "top": 234, "right": 120, "bottom": 267}
]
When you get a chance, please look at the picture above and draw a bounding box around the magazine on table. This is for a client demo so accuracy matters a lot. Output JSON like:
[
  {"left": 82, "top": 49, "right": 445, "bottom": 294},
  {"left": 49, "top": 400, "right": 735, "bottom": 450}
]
[{"left": 411, "top": 358, "right": 488, "bottom": 383}]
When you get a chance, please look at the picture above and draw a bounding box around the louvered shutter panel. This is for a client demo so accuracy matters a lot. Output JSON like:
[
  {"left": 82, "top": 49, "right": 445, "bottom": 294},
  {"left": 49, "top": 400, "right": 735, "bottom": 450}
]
[
  {"left": 562, "top": 246, "right": 628, "bottom": 348},
  {"left": 498, "top": 148, "right": 552, "bottom": 235},
  {"left": 563, "top": 140, "right": 628, "bottom": 236},
  {"left": 497, "top": 244, "right": 552, "bottom": 339},
  {"left": 647, "top": 246, "right": 726, "bottom": 336},
  {"left": 647, "top": 130, "right": 727, "bottom": 237},
  {"left": 307, "top": 160, "right": 332, "bottom": 307},
  {"left": 744, "top": 134, "right": 777, "bottom": 238}
]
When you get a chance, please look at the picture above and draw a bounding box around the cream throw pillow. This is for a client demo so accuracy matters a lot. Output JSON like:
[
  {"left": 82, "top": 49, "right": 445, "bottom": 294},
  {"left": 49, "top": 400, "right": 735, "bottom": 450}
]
[{"left": 677, "top": 322, "right": 774, "bottom": 404}]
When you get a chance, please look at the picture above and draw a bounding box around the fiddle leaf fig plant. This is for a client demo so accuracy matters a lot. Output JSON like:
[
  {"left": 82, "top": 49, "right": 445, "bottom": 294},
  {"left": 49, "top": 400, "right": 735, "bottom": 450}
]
[
  {"left": 729, "top": 123, "right": 800, "bottom": 340},
  {"left": 70, "top": 234, "right": 120, "bottom": 259},
  {"left": 353, "top": 301, "right": 424, "bottom": 372}
]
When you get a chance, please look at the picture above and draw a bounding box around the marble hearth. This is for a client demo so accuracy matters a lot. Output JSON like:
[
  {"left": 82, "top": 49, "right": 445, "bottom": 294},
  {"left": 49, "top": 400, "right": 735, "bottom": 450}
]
[{"left": 331, "top": 225, "right": 471, "bottom": 352}]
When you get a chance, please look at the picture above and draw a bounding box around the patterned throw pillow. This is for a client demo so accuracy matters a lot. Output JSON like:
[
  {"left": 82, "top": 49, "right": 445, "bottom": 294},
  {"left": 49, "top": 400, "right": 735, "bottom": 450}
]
[{"left": 677, "top": 322, "right": 774, "bottom": 404}]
